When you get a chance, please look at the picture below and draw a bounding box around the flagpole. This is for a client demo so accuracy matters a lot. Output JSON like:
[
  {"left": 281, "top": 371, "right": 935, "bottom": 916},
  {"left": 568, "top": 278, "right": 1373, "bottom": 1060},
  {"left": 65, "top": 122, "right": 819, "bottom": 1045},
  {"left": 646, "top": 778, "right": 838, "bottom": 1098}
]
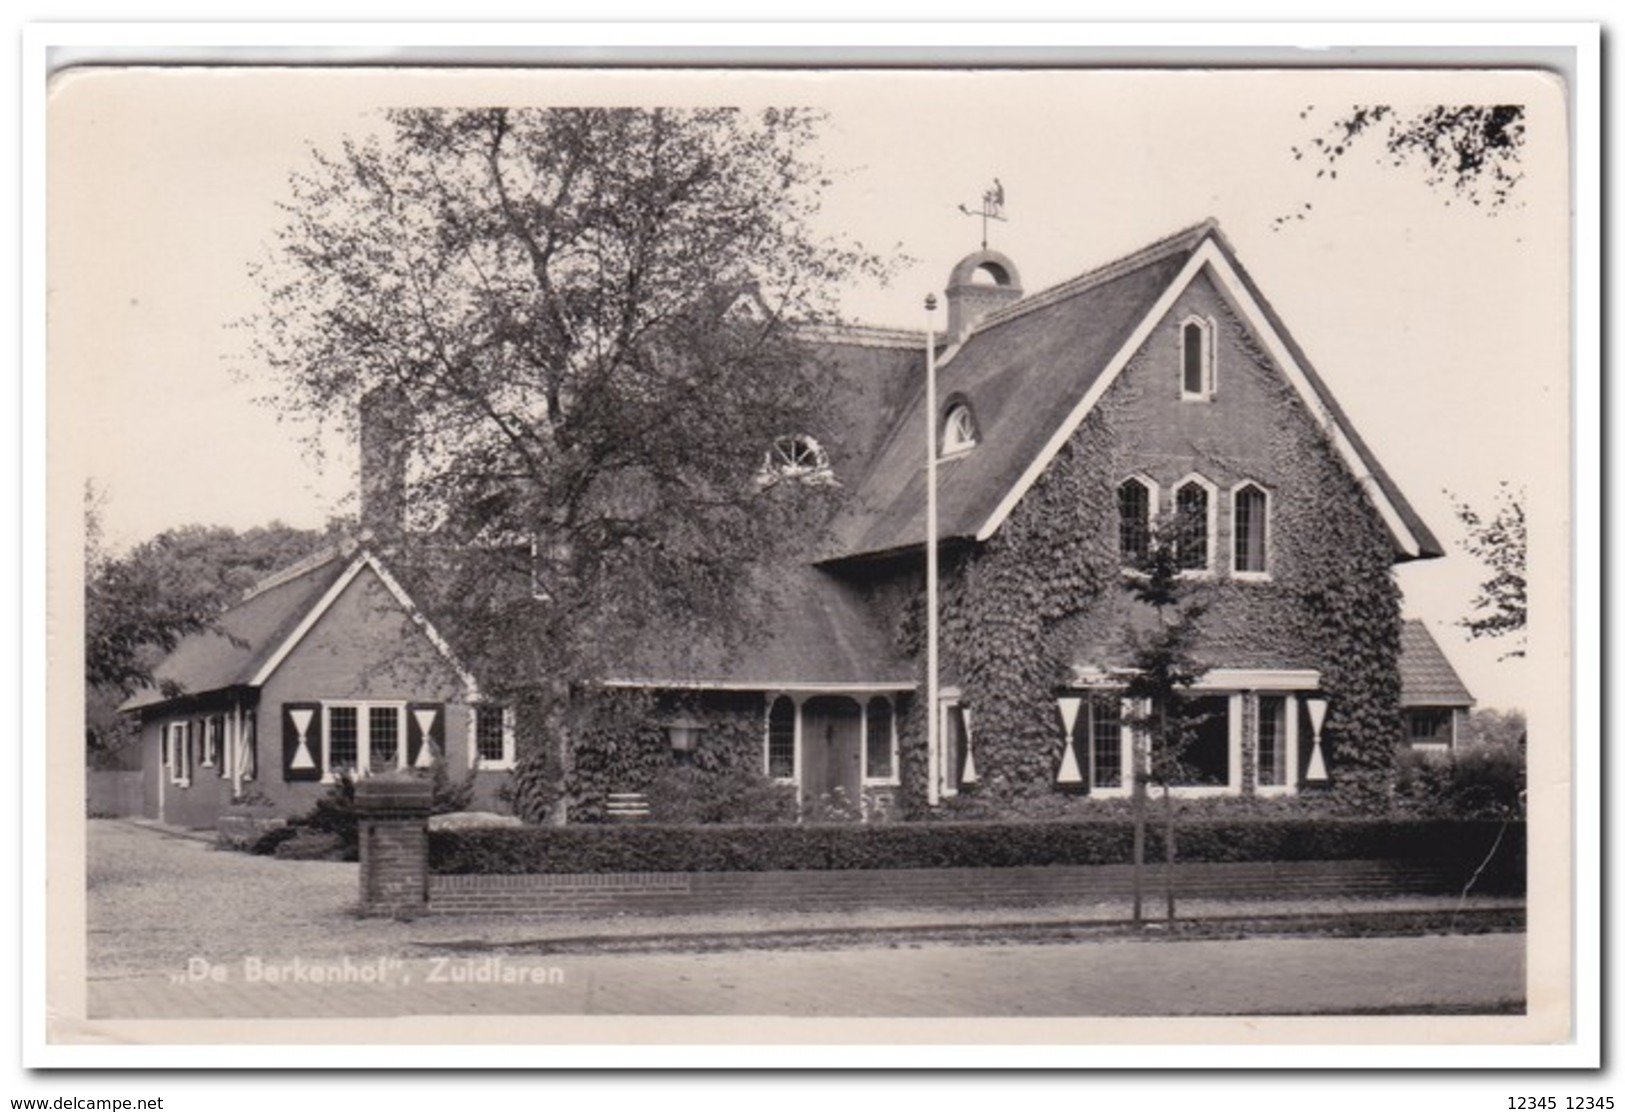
[{"left": 925, "top": 294, "right": 941, "bottom": 807}]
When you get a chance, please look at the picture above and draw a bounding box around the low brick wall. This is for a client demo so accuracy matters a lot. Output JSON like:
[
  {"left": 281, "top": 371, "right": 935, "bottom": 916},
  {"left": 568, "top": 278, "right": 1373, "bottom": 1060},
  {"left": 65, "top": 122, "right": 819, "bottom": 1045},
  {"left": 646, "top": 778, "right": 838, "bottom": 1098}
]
[{"left": 428, "top": 859, "right": 1484, "bottom": 916}]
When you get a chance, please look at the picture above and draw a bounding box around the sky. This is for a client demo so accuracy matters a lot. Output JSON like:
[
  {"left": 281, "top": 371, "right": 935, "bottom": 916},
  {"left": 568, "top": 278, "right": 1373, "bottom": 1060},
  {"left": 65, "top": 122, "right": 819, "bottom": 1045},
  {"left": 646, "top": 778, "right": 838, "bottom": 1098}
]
[{"left": 48, "top": 65, "right": 1570, "bottom": 713}]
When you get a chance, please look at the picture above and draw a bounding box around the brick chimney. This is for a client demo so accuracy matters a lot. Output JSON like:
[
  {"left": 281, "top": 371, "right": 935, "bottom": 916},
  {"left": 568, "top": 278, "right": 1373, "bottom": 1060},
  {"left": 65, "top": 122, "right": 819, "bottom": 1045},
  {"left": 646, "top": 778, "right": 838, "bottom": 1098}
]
[
  {"left": 945, "top": 249, "right": 1024, "bottom": 343},
  {"left": 358, "top": 385, "right": 410, "bottom": 537}
]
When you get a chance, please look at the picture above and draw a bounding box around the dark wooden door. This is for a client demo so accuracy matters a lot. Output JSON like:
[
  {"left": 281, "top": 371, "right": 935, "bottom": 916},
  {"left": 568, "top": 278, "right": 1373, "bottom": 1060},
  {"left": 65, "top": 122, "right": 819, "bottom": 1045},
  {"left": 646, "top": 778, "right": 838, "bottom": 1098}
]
[{"left": 800, "top": 696, "right": 862, "bottom": 809}]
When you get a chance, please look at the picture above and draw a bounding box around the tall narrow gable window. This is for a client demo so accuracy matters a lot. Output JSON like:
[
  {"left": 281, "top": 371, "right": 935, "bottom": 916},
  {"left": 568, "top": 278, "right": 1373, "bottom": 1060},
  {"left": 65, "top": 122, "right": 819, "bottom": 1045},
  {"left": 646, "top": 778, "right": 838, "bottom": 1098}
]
[
  {"left": 1118, "top": 477, "right": 1155, "bottom": 565},
  {"left": 1233, "top": 482, "right": 1269, "bottom": 576},
  {"left": 1180, "top": 316, "right": 1214, "bottom": 399},
  {"left": 1173, "top": 477, "right": 1213, "bottom": 572}
]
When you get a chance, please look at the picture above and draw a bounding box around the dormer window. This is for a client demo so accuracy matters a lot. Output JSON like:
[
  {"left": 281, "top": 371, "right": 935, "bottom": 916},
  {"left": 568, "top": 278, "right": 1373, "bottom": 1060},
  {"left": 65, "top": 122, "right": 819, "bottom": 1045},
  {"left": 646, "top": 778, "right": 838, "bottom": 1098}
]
[
  {"left": 942, "top": 404, "right": 977, "bottom": 456},
  {"left": 761, "top": 435, "right": 834, "bottom": 486},
  {"left": 1180, "top": 316, "right": 1215, "bottom": 400}
]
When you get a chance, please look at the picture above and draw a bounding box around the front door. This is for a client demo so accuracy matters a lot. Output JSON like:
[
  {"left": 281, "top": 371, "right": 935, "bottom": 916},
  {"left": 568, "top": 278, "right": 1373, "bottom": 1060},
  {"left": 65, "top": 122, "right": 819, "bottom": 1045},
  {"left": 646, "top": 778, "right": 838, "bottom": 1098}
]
[{"left": 799, "top": 696, "right": 863, "bottom": 811}]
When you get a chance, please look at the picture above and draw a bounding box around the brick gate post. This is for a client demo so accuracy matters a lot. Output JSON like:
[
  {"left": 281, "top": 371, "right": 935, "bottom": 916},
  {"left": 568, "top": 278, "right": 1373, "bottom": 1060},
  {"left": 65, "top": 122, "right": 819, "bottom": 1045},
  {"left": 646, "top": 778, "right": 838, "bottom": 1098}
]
[{"left": 354, "top": 772, "right": 434, "bottom": 919}]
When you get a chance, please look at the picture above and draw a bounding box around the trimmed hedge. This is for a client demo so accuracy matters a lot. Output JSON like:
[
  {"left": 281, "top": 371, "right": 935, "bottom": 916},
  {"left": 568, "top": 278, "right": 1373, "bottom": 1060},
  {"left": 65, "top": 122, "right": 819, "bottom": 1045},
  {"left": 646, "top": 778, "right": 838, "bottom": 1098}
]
[{"left": 429, "top": 818, "right": 1524, "bottom": 885}]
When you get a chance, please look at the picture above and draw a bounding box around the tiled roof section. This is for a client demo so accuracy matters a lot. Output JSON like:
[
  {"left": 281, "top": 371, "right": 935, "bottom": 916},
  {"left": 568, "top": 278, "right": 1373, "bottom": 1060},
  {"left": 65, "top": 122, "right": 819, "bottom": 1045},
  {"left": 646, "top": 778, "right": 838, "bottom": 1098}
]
[
  {"left": 821, "top": 228, "right": 1200, "bottom": 561},
  {"left": 611, "top": 565, "right": 913, "bottom": 688},
  {"left": 1398, "top": 620, "right": 1476, "bottom": 707},
  {"left": 119, "top": 551, "right": 351, "bottom": 712}
]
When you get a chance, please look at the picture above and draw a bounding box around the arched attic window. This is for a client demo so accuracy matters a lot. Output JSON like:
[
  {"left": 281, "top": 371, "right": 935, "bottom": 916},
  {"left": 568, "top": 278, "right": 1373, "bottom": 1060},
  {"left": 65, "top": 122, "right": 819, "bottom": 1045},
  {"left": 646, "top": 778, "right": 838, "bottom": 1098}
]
[
  {"left": 761, "top": 434, "right": 835, "bottom": 486},
  {"left": 942, "top": 404, "right": 977, "bottom": 457},
  {"left": 1180, "top": 316, "right": 1215, "bottom": 400}
]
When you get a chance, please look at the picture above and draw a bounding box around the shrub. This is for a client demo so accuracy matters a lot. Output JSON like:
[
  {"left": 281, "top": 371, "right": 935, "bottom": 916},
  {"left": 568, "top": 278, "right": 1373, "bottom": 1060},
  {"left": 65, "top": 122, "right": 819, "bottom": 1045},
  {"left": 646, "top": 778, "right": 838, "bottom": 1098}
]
[
  {"left": 643, "top": 763, "right": 799, "bottom": 825},
  {"left": 250, "top": 825, "right": 300, "bottom": 856},
  {"left": 1394, "top": 740, "right": 1525, "bottom": 818},
  {"left": 287, "top": 763, "right": 481, "bottom": 861},
  {"left": 429, "top": 817, "right": 1523, "bottom": 887},
  {"left": 274, "top": 831, "right": 346, "bottom": 861},
  {"left": 428, "top": 759, "right": 480, "bottom": 816},
  {"left": 296, "top": 771, "right": 361, "bottom": 859}
]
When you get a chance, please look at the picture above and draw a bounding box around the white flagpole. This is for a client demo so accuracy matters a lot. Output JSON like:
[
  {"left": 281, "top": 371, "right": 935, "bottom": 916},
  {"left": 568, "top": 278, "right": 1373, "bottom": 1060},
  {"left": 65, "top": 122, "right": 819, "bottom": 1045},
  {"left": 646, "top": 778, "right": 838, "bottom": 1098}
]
[{"left": 925, "top": 294, "right": 941, "bottom": 807}]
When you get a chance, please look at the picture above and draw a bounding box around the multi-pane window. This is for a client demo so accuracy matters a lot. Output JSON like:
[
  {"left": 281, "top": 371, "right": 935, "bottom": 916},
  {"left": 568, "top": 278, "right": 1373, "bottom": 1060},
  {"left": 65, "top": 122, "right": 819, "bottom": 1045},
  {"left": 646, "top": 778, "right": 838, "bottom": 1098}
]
[
  {"left": 767, "top": 696, "right": 796, "bottom": 780},
  {"left": 167, "top": 721, "right": 190, "bottom": 786},
  {"left": 322, "top": 702, "right": 406, "bottom": 779},
  {"left": 475, "top": 706, "right": 510, "bottom": 764},
  {"left": 369, "top": 706, "right": 400, "bottom": 771},
  {"left": 1258, "top": 695, "right": 1288, "bottom": 787},
  {"left": 1407, "top": 709, "right": 1452, "bottom": 744},
  {"left": 1233, "top": 483, "right": 1268, "bottom": 575},
  {"left": 864, "top": 696, "right": 895, "bottom": 781},
  {"left": 1090, "top": 696, "right": 1122, "bottom": 789},
  {"left": 1118, "top": 478, "right": 1152, "bottom": 564},
  {"left": 1174, "top": 481, "right": 1210, "bottom": 571},
  {"left": 328, "top": 706, "right": 360, "bottom": 772}
]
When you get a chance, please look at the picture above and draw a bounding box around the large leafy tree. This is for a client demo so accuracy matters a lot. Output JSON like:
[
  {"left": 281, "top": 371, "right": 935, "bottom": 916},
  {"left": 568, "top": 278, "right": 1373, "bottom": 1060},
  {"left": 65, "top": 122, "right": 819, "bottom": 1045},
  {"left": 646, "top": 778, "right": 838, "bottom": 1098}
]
[
  {"left": 84, "top": 488, "right": 334, "bottom": 755},
  {"left": 245, "top": 107, "right": 882, "bottom": 820}
]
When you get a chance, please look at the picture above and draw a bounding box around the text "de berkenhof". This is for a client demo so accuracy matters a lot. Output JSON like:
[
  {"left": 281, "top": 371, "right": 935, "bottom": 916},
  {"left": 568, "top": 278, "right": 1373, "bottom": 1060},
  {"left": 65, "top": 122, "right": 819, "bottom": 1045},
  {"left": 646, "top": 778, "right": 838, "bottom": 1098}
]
[{"left": 172, "top": 956, "right": 567, "bottom": 987}]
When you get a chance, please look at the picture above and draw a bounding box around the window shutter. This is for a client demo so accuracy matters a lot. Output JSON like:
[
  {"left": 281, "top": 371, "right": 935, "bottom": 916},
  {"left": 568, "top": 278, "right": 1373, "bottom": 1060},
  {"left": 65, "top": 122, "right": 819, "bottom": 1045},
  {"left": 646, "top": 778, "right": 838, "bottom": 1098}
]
[
  {"left": 282, "top": 703, "right": 323, "bottom": 782},
  {"left": 407, "top": 703, "right": 445, "bottom": 769},
  {"left": 243, "top": 713, "right": 257, "bottom": 781},
  {"left": 181, "top": 721, "right": 194, "bottom": 785}
]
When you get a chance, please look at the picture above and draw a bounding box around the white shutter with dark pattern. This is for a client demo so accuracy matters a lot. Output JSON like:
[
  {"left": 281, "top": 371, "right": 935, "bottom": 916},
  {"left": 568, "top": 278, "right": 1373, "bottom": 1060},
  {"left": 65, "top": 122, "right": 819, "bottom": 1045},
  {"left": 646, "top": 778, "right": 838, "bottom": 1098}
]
[{"left": 407, "top": 703, "right": 445, "bottom": 769}]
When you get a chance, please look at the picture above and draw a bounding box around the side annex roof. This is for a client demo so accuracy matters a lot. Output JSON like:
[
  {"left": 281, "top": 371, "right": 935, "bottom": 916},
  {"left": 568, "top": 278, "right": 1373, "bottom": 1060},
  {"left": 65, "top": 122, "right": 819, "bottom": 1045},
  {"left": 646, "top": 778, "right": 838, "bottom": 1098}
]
[{"left": 120, "top": 543, "right": 478, "bottom": 712}]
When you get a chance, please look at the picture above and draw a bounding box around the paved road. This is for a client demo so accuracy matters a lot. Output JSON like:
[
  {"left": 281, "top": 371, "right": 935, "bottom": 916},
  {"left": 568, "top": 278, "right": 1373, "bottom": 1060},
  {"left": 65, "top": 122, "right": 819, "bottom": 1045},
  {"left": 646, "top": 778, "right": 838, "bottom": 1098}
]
[{"left": 87, "top": 932, "right": 1524, "bottom": 1018}]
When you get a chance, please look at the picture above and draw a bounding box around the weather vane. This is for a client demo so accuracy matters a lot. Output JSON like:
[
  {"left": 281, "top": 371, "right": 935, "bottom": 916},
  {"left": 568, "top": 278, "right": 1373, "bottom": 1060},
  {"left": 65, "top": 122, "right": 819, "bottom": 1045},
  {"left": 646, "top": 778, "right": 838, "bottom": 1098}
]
[{"left": 957, "top": 179, "right": 1006, "bottom": 250}]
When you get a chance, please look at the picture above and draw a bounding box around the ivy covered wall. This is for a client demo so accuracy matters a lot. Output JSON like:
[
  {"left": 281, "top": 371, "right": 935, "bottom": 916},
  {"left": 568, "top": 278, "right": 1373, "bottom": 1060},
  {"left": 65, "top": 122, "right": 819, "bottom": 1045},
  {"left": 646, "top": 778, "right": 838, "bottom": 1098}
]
[{"left": 891, "top": 269, "right": 1404, "bottom": 814}]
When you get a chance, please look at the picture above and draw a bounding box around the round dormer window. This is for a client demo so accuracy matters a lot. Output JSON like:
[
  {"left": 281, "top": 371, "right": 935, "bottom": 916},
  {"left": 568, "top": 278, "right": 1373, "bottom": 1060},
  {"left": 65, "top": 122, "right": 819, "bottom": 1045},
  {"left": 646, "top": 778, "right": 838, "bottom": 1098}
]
[
  {"left": 942, "top": 405, "right": 977, "bottom": 455},
  {"left": 762, "top": 434, "right": 835, "bottom": 485}
]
